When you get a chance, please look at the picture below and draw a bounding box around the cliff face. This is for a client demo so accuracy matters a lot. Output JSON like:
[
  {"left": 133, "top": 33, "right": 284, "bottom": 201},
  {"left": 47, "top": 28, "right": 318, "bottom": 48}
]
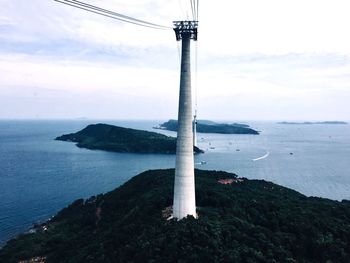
[
  {"left": 1, "top": 169, "right": 350, "bottom": 263},
  {"left": 158, "top": 120, "right": 260, "bottom": 134},
  {"left": 56, "top": 123, "right": 203, "bottom": 154}
]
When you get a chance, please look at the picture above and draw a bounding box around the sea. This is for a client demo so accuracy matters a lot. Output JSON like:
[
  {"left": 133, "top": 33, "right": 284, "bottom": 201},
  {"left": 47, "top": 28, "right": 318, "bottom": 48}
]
[{"left": 0, "top": 120, "right": 350, "bottom": 246}]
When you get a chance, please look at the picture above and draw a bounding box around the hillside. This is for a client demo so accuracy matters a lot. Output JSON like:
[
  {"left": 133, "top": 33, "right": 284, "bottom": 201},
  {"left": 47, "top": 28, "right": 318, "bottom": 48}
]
[
  {"left": 56, "top": 123, "right": 203, "bottom": 154},
  {"left": 156, "top": 120, "right": 259, "bottom": 134},
  {"left": 1, "top": 169, "right": 350, "bottom": 263}
]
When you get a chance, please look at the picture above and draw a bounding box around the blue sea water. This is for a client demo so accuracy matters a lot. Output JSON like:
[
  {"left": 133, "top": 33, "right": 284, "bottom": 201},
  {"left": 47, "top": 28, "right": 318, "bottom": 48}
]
[{"left": 0, "top": 120, "right": 350, "bottom": 246}]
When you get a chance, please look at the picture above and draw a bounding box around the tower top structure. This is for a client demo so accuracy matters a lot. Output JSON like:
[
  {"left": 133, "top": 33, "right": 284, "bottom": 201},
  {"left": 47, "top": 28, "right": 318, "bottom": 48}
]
[{"left": 173, "top": 21, "right": 198, "bottom": 41}]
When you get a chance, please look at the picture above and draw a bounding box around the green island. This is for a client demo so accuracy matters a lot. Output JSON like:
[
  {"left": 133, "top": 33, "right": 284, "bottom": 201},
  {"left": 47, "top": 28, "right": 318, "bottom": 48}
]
[
  {"left": 1, "top": 169, "right": 350, "bottom": 263},
  {"left": 156, "top": 119, "right": 259, "bottom": 134},
  {"left": 56, "top": 123, "right": 203, "bottom": 154}
]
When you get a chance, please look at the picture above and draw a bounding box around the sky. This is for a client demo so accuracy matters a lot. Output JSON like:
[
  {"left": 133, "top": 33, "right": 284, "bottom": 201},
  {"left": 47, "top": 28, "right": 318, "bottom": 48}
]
[{"left": 1, "top": 0, "right": 350, "bottom": 121}]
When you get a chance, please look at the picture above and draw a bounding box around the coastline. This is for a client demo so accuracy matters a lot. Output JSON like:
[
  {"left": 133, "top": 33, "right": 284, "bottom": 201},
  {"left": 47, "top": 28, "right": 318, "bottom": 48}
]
[
  {"left": 2, "top": 169, "right": 350, "bottom": 262},
  {"left": 1, "top": 120, "right": 350, "bottom": 248}
]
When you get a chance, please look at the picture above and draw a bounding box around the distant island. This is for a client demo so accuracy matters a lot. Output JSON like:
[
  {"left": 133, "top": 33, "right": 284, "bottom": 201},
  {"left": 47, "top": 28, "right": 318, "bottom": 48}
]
[
  {"left": 56, "top": 123, "right": 203, "bottom": 154},
  {"left": 156, "top": 119, "right": 259, "bottom": 135},
  {"left": 1, "top": 169, "right": 350, "bottom": 262},
  {"left": 278, "top": 121, "right": 347, "bottom": 125}
]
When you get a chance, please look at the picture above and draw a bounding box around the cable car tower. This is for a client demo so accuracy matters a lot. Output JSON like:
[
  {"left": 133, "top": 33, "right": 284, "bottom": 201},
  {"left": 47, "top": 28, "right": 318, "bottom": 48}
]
[
  {"left": 172, "top": 20, "right": 198, "bottom": 219},
  {"left": 54, "top": 0, "right": 199, "bottom": 220}
]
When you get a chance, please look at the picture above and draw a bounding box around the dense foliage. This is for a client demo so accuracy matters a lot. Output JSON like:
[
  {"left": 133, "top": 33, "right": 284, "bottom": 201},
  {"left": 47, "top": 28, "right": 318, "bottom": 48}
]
[
  {"left": 56, "top": 123, "right": 203, "bottom": 154},
  {"left": 159, "top": 119, "right": 259, "bottom": 134},
  {"left": 1, "top": 169, "right": 350, "bottom": 263}
]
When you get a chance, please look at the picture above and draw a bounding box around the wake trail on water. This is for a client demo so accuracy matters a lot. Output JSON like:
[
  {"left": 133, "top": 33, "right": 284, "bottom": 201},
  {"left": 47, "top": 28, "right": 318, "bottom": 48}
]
[{"left": 253, "top": 151, "right": 270, "bottom": 161}]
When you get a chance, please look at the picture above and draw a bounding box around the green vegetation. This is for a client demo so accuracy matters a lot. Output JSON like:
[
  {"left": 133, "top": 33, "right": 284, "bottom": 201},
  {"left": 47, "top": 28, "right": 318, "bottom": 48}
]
[
  {"left": 56, "top": 123, "right": 203, "bottom": 154},
  {"left": 1, "top": 169, "right": 350, "bottom": 263},
  {"left": 157, "top": 119, "right": 259, "bottom": 134}
]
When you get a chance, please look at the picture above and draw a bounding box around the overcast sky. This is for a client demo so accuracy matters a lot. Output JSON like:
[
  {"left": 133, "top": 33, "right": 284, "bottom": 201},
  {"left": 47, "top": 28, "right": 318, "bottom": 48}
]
[{"left": 1, "top": 0, "right": 350, "bottom": 121}]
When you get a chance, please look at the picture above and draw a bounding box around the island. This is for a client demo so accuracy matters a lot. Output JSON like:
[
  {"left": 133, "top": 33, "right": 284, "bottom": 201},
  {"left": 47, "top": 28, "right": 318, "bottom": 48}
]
[
  {"left": 1, "top": 169, "right": 350, "bottom": 262},
  {"left": 56, "top": 123, "right": 203, "bottom": 154},
  {"left": 278, "top": 121, "right": 348, "bottom": 125},
  {"left": 156, "top": 119, "right": 259, "bottom": 134}
]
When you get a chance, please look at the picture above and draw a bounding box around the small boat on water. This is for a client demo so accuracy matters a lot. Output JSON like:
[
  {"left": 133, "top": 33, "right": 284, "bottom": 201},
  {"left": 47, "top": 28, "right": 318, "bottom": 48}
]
[{"left": 195, "top": 161, "right": 207, "bottom": 165}]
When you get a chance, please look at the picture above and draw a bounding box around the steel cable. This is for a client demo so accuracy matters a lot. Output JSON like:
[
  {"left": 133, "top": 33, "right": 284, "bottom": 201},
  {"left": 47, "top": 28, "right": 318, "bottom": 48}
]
[{"left": 54, "top": 0, "right": 171, "bottom": 30}]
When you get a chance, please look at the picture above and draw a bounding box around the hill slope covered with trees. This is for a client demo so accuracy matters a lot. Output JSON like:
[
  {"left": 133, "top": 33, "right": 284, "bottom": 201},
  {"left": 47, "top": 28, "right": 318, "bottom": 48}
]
[
  {"left": 157, "top": 119, "right": 259, "bottom": 134},
  {"left": 56, "top": 123, "right": 203, "bottom": 154},
  {"left": 1, "top": 169, "right": 350, "bottom": 263}
]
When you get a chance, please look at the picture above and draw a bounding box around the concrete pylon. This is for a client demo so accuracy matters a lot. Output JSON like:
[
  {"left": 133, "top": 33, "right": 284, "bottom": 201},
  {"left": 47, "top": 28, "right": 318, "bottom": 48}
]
[
  {"left": 172, "top": 21, "right": 198, "bottom": 219},
  {"left": 193, "top": 112, "right": 198, "bottom": 147}
]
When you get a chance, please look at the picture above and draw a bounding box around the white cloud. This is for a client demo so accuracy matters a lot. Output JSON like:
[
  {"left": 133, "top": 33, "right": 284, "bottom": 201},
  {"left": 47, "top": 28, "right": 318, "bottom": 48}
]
[
  {"left": 0, "top": 54, "right": 178, "bottom": 97},
  {"left": 200, "top": 0, "right": 350, "bottom": 55},
  {"left": 0, "top": 0, "right": 350, "bottom": 120}
]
